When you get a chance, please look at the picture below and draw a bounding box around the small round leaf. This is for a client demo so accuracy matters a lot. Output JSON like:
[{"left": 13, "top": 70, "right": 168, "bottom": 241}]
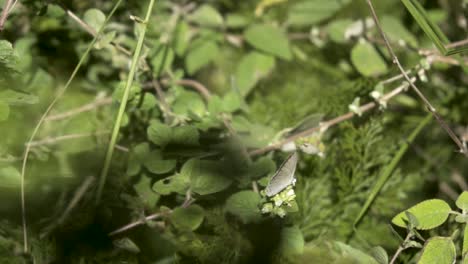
[{"left": 392, "top": 199, "right": 451, "bottom": 230}]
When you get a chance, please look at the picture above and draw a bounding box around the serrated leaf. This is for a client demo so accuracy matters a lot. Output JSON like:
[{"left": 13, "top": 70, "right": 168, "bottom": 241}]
[
  {"left": 126, "top": 142, "right": 150, "bottom": 176},
  {"left": 0, "top": 102, "right": 9, "bottom": 122},
  {"left": 143, "top": 150, "right": 176, "bottom": 174},
  {"left": 392, "top": 199, "right": 451, "bottom": 230},
  {"left": 183, "top": 159, "right": 232, "bottom": 195},
  {"left": 244, "top": 24, "right": 291, "bottom": 60},
  {"left": 418, "top": 237, "right": 456, "bottom": 264},
  {"left": 287, "top": 0, "right": 351, "bottom": 27},
  {"left": 351, "top": 42, "right": 388, "bottom": 77},
  {"left": 279, "top": 226, "right": 304, "bottom": 256},
  {"left": 151, "top": 45, "right": 174, "bottom": 75},
  {"left": 457, "top": 191, "right": 468, "bottom": 211},
  {"left": 185, "top": 40, "right": 219, "bottom": 74},
  {"left": 113, "top": 237, "right": 140, "bottom": 253},
  {"left": 147, "top": 121, "right": 172, "bottom": 147},
  {"left": 235, "top": 52, "right": 275, "bottom": 96},
  {"left": 190, "top": 5, "right": 223, "bottom": 27},
  {"left": 172, "top": 91, "right": 205, "bottom": 117},
  {"left": 0, "top": 40, "right": 18, "bottom": 73},
  {"left": 225, "top": 190, "right": 262, "bottom": 223},
  {"left": 170, "top": 204, "right": 205, "bottom": 231},
  {"left": 83, "top": 8, "right": 106, "bottom": 32}
]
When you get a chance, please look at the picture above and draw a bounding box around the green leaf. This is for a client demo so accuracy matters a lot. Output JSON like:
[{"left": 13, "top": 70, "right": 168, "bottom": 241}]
[
  {"left": 225, "top": 190, "right": 262, "bottom": 223},
  {"left": 183, "top": 159, "right": 232, "bottom": 195},
  {"left": 0, "top": 102, "right": 9, "bottom": 122},
  {"left": 392, "top": 199, "right": 451, "bottom": 230},
  {"left": 226, "top": 14, "right": 250, "bottom": 28},
  {"left": 185, "top": 40, "right": 219, "bottom": 74},
  {"left": 287, "top": 0, "right": 351, "bottom": 27},
  {"left": 113, "top": 237, "right": 140, "bottom": 253},
  {"left": 244, "top": 24, "right": 291, "bottom": 60},
  {"left": 0, "top": 40, "right": 19, "bottom": 73},
  {"left": 222, "top": 91, "right": 242, "bottom": 113},
  {"left": 0, "top": 166, "right": 21, "bottom": 188},
  {"left": 418, "top": 237, "right": 456, "bottom": 264},
  {"left": 457, "top": 191, "right": 468, "bottom": 211},
  {"left": 351, "top": 42, "right": 388, "bottom": 77},
  {"left": 151, "top": 45, "right": 174, "bottom": 75},
  {"left": 247, "top": 157, "right": 276, "bottom": 180},
  {"left": 333, "top": 242, "right": 380, "bottom": 264},
  {"left": 370, "top": 247, "right": 389, "bottom": 264},
  {"left": 381, "top": 16, "right": 418, "bottom": 47},
  {"left": 0, "top": 89, "right": 38, "bottom": 105},
  {"left": 83, "top": 8, "right": 106, "bottom": 32},
  {"left": 143, "top": 150, "right": 177, "bottom": 174},
  {"left": 326, "top": 19, "right": 353, "bottom": 43},
  {"left": 173, "top": 21, "right": 190, "bottom": 56},
  {"left": 170, "top": 204, "right": 205, "bottom": 231},
  {"left": 235, "top": 52, "right": 275, "bottom": 96},
  {"left": 278, "top": 226, "right": 304, "bottom": 256},
  {"left": 147, "top": 121, "right": 172, "bottom": 147},
  {"left": 172, "top": 126, "right": 200, "bottom": 146},
  {"left": 190, "top": 5, "right": 223, "bottom": 27},
  {"left": 172, "top": 91, "right": 205, "bottom": 117},
  {"left": 126, "top": 142, "right": 150, "bottom": 176},
  {"left": 153, "top": 174, "right": 190, "bottom": 195},
  {"left": 134, "top": 175, "right": 159, "bottom": 208}
]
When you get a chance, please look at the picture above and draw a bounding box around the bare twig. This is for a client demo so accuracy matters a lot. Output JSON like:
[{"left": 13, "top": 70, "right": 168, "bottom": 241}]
[
  {"left": 45, "top": 97, "right": 113, "bottom": 122},
  {"left": 366, "top": 0, "right": 468, "bottom": 156},
  {"left": 0, "top": 0, "right": 13, "bottom": 31},
  {"left": 108, "top": 211, "right": 170, "bottom": 236},
  {"left": 58, "top": 176, "right": 95, "bottom": 224},
  {"left": 172, "top": 79, "right": 211, "bottom": 101},
  {"left": 26, "top": 131, "right": 110, "bottom": 148}
]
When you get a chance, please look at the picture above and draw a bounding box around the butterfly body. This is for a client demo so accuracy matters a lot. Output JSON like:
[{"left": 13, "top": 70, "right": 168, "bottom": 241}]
[{"left": 264, "top": 152, "right": 298, "bottom": 197}]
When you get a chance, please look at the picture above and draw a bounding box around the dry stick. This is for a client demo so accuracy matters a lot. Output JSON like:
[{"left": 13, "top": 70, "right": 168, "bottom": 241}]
[
  {"left": 249, "top": 81, "right": 411, "bottom": 156},
  {"left": 26, "top": 131, "right": 110, "bottom": 148},
  {"left": 0, "top": 0, "right": 13, "bottom": 31},
  {"left": 62, "top": 6, "right": 132, "bottom": 56},
  {"left": 173, "top": 79, "right": 212, "bottom": 100},
  {"left": 108, "top": 211, "right": 170, "bottom": 236},
  {"left": 58, "top": 176, "right": 95, "bottom": 224},
  {"left": 152, "top": 79, "right": 173, "bottom": 121},
  {"left": 366, "top": 0, "right": 468, "bottom": 156},
  {"left": 45, "top": 97, "right": 113, "bottom": 122}
]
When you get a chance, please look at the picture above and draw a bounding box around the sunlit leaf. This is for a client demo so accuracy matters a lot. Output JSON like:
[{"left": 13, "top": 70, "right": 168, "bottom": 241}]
[
  {"left": 392, "top": 199, "right": 451, "bottom": 230},
  {"left": 244, "top": 24, "right": 291, "bottom": 60},
  {"left": 418, "top": 237, "right": 456, "bottom": 264}
]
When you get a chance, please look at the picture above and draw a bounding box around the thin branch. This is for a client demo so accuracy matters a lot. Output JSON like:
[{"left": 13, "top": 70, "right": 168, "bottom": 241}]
[
  {"left": 108, "top": 211, "right": 170, "bottom": 236},
  {"left": 0, "top": 0, "right": 13, "bottom": 31},
  {"left": 45, "top": 97, "right": 112, "bottom": 122},
  {"left": 58, "top": 176, "right": 95, "bottom": 224},
  {"left": 26, "top": 131, "right": 110, "bottom": 148},
  {"left": 366, "top": 0, "right": 468, "bottom": 156},
  {"left": 389, "top": 233, "right": 412, "bottom": 264},
  {"left": 172, "top": 79, "right": 212, "bottom": 101},
  {"left": 249, "top": 80, "right": 411, "bottom": 156}
]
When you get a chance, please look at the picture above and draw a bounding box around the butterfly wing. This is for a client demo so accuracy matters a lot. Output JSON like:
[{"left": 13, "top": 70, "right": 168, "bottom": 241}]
[{"left": 265, "top": 152, "right": 298, "bottom": 197}]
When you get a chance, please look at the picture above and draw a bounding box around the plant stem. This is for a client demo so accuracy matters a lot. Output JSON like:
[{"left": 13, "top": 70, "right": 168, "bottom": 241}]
[
  {"left": 96, "top": 0, "right": 157, "bottom": 205},
  {"left": 0, "top": 0, "right": 13, "bottom": 31},
  {"left": 45, "top": 97, "right": 112, "bottom": 122},
  {"left": 390, "top": 233, "right": 412, "bottom": 264},
  {"left": 19, "top": 0, "right": 123, "bottom": 253},
  {"left": 365, "top": 0, "right": 468, "bottom": 156}
]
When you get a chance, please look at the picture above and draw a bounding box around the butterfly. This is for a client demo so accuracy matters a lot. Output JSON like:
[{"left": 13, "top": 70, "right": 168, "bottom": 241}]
[{"left": 264, "top": 152, "right": 298, "bottom": 197}]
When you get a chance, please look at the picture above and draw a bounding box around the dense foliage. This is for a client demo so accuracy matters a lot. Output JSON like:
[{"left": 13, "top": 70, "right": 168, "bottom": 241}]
[{"left": 1, "top": 0, "right": 468, "bottom": 263}]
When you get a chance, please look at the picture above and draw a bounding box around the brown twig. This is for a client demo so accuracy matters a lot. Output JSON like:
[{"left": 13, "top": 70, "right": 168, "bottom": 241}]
[
  {"left": 45, "top": 97, "right": 113, "bottom": 122},
  {"left": 108, "top": 211, "right": 171, "bottom": 236},
  {"left": 0, "top": 0, "right": 13, "bottom": 31},
  {"left": 365, "top": 0, "right": 468, "bottom": 156},
  {"left": 58, "top": 176, "right": 95, "bottom": 224},
  {"left": 26, "top": 131, "right": 110, "bottom": 148},
  {"left": 172, "top": 79, "right": 212, "bottom": 101}
]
